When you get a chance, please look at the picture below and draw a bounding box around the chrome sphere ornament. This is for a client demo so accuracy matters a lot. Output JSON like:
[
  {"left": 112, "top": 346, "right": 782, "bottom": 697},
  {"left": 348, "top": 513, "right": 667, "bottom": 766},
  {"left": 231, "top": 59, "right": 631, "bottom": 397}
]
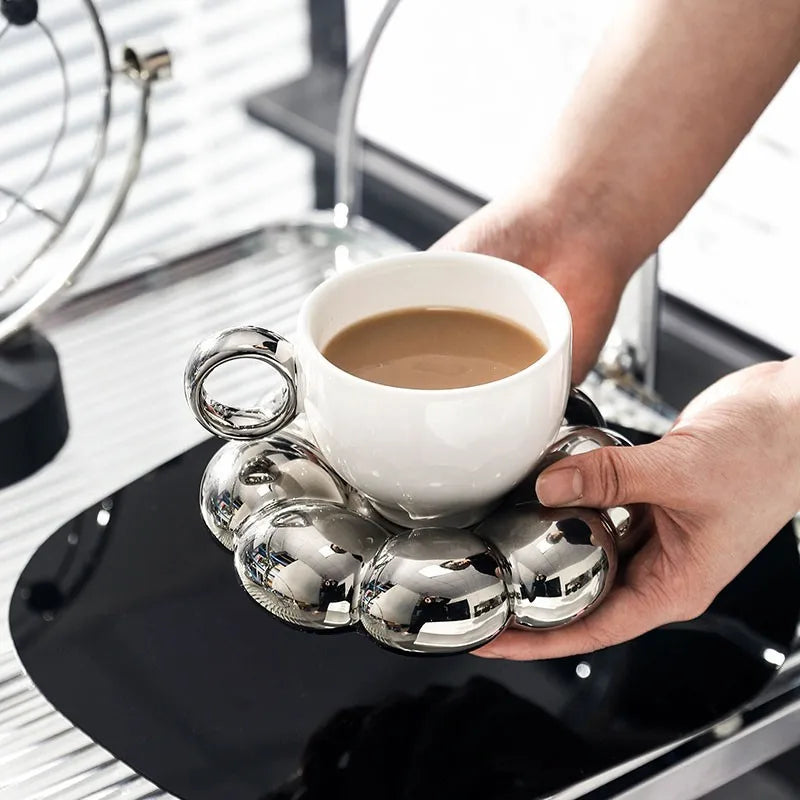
[
  {"left": 200, "top": 434, "right": 348, "bottom": 550},
  {"left": 531, "top": 425, "right": 633, "bottom": 476},
  {"left": 234, "top": 499, "right": 389, "bottom": 631},
  {"left": 359, "top": 528, "right": 510, "bottom": 654},
  {"left": 477, "top": 505, "right": 618, "bottom": 629}
]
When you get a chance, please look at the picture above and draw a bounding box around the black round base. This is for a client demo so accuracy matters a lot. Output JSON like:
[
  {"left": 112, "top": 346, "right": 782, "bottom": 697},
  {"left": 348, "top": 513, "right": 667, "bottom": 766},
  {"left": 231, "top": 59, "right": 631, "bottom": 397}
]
[
  {"left": 0, "top": 328, "right": 68, "bottom": 488},
  {"left": 1, "top": 0, "right": 38, "bottom": 26}
]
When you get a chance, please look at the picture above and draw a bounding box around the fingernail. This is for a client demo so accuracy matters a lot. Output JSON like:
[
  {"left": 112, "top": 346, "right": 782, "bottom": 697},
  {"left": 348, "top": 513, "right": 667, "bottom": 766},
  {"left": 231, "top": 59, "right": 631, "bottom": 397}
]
[{"left": 536, "top": 467, "right": 583, "bottom": 506}]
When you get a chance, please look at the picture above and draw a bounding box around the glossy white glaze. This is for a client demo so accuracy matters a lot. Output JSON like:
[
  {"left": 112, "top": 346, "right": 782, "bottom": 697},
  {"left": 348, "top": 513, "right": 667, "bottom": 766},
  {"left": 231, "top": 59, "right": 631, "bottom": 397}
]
[{"left": 295, "top": 251, "right": 572, "bottom": 525}]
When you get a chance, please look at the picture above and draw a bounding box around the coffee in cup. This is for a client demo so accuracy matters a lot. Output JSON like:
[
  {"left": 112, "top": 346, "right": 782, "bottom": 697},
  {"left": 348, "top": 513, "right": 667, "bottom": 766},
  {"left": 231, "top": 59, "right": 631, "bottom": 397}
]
[{"left": 322, "top": 307, "right": 547, "bottom": 390}]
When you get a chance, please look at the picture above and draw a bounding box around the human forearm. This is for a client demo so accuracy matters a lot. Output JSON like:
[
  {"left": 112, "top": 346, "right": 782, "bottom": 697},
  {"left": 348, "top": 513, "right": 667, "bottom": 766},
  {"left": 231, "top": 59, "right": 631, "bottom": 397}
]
[
  {"left": 442, "top": 0, "right": 800, "bottom": 281},
  {"left": 519, "top": 0, "right": 800, "bottom": 279}
]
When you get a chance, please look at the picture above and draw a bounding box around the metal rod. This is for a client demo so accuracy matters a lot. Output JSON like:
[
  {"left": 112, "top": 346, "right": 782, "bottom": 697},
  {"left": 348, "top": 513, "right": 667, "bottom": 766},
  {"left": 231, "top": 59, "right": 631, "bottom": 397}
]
[
  {"left": 0, "top": 20, "right": 70, "bottom": 228},
  {"left": 333, "top": 0, "right": 402, "bottom": 228},
  {"left": 0, "top": 80, "right": 151, "bottom": 342},
  {"left": 0, "top": 186, "right": 62, "bottom": 225},
  {"left": 0, "top": 0, "right": 112, "bottom": 300}
]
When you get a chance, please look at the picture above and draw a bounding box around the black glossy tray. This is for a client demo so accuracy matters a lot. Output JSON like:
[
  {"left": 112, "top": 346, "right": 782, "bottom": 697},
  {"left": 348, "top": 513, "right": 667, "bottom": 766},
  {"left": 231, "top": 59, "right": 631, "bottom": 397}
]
[{"left": 9, "top": 429, "right": 800, "bottom": 800}]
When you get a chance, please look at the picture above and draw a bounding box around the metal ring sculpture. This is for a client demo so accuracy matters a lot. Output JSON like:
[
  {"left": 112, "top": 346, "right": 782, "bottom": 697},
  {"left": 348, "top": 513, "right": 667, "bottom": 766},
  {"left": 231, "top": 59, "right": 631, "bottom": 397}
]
[{"left": 0, "top": 0, "right": 170, "bottom": 342}]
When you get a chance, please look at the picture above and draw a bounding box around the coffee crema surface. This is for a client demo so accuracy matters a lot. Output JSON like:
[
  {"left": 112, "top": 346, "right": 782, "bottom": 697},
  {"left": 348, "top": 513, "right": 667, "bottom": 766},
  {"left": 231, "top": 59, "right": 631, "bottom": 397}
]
[{"left": 322, "top": 307, "right": 547, "bottom": 390}]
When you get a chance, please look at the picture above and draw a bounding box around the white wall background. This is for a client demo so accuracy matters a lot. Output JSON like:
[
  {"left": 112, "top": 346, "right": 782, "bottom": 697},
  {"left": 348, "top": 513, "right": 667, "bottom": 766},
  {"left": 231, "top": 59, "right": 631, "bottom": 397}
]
[
  {"left": 347, "top": 0, "right": 800, "bottom": 354},
  {"left": 3, "top": 1, "right": 796, "bottom": 353}
]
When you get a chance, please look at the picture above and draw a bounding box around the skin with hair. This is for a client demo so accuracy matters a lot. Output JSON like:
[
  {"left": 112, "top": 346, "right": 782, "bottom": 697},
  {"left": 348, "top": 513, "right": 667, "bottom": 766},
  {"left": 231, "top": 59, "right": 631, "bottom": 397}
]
[{"left": 433, "top": 0, "right": 800, "bottom": 660}]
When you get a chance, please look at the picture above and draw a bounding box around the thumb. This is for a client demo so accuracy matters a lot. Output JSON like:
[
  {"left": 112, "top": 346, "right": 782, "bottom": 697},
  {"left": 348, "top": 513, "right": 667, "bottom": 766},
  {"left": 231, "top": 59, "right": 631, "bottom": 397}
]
[{"left": 535, "top": 441, "right": 670, "bottom": 508}]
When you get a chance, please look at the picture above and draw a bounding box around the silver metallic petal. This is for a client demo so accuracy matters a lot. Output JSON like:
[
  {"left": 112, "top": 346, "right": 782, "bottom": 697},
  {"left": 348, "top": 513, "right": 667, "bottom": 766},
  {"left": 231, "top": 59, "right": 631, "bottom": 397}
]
[
  {"left": 234, "top": 499, "right": 388, "bottom": 630},
  {"left": 532, "top": 425, "right": 643, "bottom": 552},
  {"left": 477, "top": 505, "right": 618, "bottom": 629},
  {"left": 359, "top": 528, "right": 511, "bottom": 654},
  {"left": 200, "top": 435, "right": 348, "bottom": 550}
]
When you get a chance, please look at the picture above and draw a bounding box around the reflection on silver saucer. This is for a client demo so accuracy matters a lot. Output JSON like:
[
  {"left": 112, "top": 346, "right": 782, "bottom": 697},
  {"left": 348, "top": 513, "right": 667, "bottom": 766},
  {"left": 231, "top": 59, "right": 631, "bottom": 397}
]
[
  {"left": 359, "top": 528, "right": 511, "bottom": 654},
  {"left": 345, "top": 490, "right": 406, "bottom": 536},
  {"left": 531, "top": 425, "right": 640, "bottom": 552},
  {"left": 200, "top": 435, "right": 348, "bottom": 550},
  {"left": 477, "top": 505, "right": 617, "bottom": 629},
  {"left": 196, "top": 415, "right": 643, "bottom": 654},
  {"left": 234, "top": 499, "right": 389, "bottom": 630}
]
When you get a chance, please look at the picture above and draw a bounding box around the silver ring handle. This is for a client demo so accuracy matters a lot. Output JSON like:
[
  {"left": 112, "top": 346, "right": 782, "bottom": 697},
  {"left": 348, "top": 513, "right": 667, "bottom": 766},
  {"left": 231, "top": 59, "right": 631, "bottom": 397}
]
[{"left": 184, "top": 326, "right": 298, "bottom": 440}]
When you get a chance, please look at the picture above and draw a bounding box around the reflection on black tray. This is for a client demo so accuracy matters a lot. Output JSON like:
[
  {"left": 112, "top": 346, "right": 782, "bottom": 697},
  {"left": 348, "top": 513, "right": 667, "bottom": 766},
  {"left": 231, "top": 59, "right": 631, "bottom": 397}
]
[{"left": 9, "top": 430, "right": 800, "bottom": 800}]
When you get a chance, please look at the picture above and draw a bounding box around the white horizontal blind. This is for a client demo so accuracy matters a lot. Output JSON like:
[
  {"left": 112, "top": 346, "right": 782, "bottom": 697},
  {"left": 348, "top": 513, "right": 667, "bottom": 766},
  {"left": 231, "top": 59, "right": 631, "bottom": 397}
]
[{"left": 0, "top": 0, "right": 313, "bottom": 296}]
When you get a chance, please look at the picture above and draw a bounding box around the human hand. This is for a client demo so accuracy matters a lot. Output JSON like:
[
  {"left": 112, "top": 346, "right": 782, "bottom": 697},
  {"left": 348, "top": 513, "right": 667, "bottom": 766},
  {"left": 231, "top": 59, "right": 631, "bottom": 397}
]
[
  {"left": 432, "top": 199, "right": 629, "bottom": 383},
  {"left": 476, "top": 357, "right": 800, "bottom": 661}
]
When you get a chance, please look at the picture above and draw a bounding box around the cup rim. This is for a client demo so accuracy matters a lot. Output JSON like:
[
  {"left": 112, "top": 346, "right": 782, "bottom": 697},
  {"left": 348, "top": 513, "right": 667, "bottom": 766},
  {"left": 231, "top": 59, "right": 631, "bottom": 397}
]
[{"left": 296, "top": 250, "right": 572, "bottom": 396}]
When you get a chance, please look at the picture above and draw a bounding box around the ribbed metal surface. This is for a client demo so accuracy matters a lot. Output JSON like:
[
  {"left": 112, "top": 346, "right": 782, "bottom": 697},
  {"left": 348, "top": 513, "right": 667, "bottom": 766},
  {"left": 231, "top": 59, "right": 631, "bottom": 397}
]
[
  {"left": 2, "top": 10, "right": 318, "bottom": 790},
  {"left": 2, "top": 3, "right": 317, "bottom": 790},
  {"left": 0, "top": 221, "right": 681, "bottom": 799},
  {"left": 2, "top": 220, "right": 797, "bottom": 800},
  {"left": 0, "top": 222, "right": 411, "bottom": 799},
  {"left": 0, "top": 0, "right": 312, "bottom": 800}
]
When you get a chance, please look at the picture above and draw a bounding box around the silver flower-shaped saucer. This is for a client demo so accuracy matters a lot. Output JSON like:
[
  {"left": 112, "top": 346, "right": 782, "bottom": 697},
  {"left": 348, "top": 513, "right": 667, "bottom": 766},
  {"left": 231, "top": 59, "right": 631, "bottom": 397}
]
[{"left": 200, "top": 420, "right": 637, "bottom": 655}]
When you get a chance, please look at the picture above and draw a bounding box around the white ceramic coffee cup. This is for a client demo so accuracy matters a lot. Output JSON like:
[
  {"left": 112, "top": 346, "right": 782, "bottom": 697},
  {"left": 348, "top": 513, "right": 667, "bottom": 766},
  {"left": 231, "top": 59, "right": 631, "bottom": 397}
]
[{"left": 185, "top": 251, "right": 584, "bottom": 527}]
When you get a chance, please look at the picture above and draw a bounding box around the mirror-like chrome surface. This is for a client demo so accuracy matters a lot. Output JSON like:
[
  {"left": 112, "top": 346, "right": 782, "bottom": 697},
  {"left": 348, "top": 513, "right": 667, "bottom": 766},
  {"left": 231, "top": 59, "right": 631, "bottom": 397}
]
[
  {"left": 534, "top": 425, "right": 642, "bottom": 550},
  {"left": 184, "top": 325, "right": 298, "bottom": 440},
  {"left": 202, "top": 417, "right": 646, "bottom": 652},
  {"left": 234, "top": 499, "right": 388, "bottom": 630},
  {"left": 200, "top": 434, "right": 348, "bottom": 550},
  {"left": 533, "top": 425, "right": 633, "bottom": 476},
  {"left": 477, "top": 505, "right": 617, "bottom": 629},
  {"left": 359, "top": 528, "right": 510, "bottom": 654}
]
